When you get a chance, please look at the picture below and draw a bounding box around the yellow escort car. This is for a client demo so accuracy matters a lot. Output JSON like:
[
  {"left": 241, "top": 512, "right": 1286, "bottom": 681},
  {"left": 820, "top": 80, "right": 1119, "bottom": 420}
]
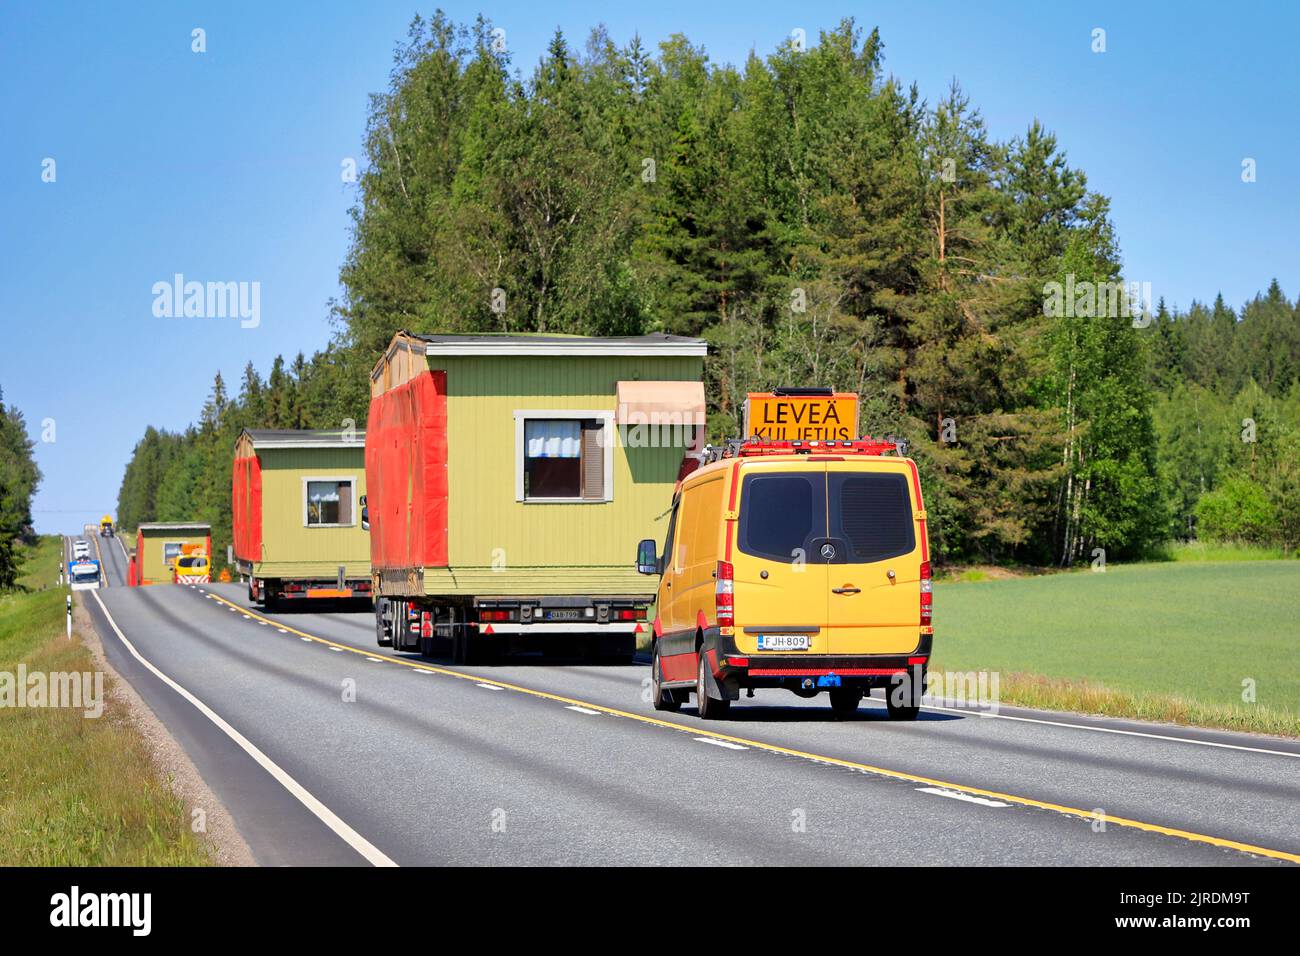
[{"left": 637, "top": 436, "right": 932, "bottom": 720}]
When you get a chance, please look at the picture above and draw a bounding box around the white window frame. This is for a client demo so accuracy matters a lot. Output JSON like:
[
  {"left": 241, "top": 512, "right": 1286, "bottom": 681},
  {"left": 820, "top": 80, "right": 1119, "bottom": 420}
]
[
  {"left": 302, "top": 475, "right": 359, "bottom": 528},
  {"left": 514, "top": 410, "right": 615, "bottom": 504}
]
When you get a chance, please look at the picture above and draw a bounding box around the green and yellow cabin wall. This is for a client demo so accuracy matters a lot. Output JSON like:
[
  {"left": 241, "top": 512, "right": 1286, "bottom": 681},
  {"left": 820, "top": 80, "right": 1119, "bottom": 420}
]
[
  {"left": 232, "top": 430, "right": 371, "bottom": 581},
  {"left": 133, "top": 523, "right": 210, "bottom": 586},
  {"left": 367, "top": 333, "right": 706, "bottom": 597}
]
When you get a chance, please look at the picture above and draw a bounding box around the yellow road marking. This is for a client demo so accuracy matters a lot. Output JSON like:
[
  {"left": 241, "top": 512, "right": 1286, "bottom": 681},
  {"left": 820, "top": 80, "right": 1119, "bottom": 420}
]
[{"left": 199, "top": 589, "right": 1300, "bottom": 865}]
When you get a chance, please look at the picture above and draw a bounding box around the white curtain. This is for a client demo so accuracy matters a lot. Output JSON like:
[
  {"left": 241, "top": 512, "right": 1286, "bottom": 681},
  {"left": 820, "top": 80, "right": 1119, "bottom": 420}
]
[{"left": 525, "top": 420, "right": 581, "bottom": 458}]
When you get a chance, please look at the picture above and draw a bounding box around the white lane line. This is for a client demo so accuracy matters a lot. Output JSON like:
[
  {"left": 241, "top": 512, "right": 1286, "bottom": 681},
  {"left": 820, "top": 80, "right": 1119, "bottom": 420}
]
[
  {"left": 477, "top": 683, "right": 504, "bottom": 691},
  {"left": 329, "top": 647, "right": 343, "bottom": 653},
  {"left": 694, "top": 737, "right": 748, "bottom": 751},
  {"left": 365, "top": 656, "right": 383, "bottom": 663},
  {"left": 916, "top": 786, "right": 1009, "bottom": 808},
  {"left": 242, "top": 615, "right": 253, "bottom": 620},
  {"left": 565, "top": 705, "right": 601, "bottom": 715},
  {"left": 89, "top": 589, "right": 396, "bottom": 867},
  {"left": 258, "top": 621, "right": 268, "bottom": 626},
  {"left": 276, "top": 629, "right": 288, "bottom": 634},
  {"left": 922, "top": 699, "right": 1300, "bottom": 759},
  {"left": 301, "top": 638, "right": 313, "bottom": 643}
]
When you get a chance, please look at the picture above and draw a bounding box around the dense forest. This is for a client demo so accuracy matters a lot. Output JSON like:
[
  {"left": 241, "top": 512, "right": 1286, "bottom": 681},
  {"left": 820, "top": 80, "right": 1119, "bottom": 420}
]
[
  {"left": 0, "top": 389, "right": 42, "bottom": 589},
  {"left": 116, "top": 14, "right": 1300, "bottom": 568}
]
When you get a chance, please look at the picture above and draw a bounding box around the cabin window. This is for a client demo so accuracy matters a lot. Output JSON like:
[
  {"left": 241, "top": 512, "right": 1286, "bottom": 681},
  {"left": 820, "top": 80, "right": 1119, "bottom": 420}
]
[
  {"left": 304, "top": 479, "right": 355, "bottom": 526},
  {"left": 516, "top": 412, "right": 613, "bottom": 502}
]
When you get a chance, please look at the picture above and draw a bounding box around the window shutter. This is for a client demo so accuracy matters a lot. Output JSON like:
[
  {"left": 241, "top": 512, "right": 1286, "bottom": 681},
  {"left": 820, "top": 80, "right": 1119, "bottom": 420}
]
[{"left": 581, "top": 422, "right": 604, "bottom": 500}]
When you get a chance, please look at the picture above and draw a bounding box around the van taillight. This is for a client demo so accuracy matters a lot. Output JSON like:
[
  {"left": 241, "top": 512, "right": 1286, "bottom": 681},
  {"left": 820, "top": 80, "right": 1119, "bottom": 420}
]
[
  {"left": 920, "top": 561, "right": 932, "bottom": 625},
  {"left": 715, "top": 561, "right": 734, "bottom": 628},
  {"left": 420, "top": 610, "right": 433, "bottom": 638}
]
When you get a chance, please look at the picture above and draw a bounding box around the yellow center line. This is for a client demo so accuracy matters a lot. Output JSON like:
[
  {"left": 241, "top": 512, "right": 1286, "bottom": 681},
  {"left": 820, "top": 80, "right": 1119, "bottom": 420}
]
[{"left": 199, "top": 589, "right": 1300, "bottom": 865}]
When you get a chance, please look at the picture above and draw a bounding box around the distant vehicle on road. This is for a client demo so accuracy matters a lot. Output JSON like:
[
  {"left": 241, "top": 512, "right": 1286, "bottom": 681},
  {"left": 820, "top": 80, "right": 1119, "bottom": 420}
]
[
  {"left": 72, "top": 540, "right": 90, "bottom": 559},
  {"left": 69, "top": 557, "right": 101, "bottom": 591},
  {"left": 130, "top": 522, "right": 211, "bottom": 586},
  {"left": 99, "top": 514, "right": 114, "bottom": 536},
  {"left": 232, "top": 428, "right": 372, "bottom": 609},
  {"left": 639, "top": 432, "right": 931, "bottom": 720},
  {"left": 174, "top": 552, "right": 210, "bottom": 584}
]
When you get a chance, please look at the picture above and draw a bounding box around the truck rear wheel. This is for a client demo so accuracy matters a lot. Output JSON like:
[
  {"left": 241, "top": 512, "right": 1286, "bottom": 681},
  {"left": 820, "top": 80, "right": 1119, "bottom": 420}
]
[{"left": 375, "top": 599, "right": 392, "bottom": 647}]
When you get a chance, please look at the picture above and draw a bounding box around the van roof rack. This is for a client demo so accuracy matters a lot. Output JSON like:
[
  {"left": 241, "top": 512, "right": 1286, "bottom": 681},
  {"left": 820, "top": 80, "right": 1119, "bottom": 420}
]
[{"left": 698, "top": 436, "right": 907, "bottom": 466}]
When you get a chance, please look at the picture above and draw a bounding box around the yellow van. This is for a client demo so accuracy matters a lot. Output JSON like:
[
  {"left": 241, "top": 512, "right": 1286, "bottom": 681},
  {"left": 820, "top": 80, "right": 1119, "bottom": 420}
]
[{"left": 637, "top": 437, "right": 931, "bottom": 720}]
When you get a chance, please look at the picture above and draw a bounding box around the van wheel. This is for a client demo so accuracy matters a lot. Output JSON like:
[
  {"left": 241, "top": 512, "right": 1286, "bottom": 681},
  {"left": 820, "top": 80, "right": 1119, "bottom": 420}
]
[
  {"left": 651, "top": 643, "right": 681, "bottom": 712},
  {"left": 829, "top": 688, "right": 863, "bottom": 718},
  {"left": 885, "top": 672, "right": 922, "bottom": 721},
  {"left": 696, "top": 651, "right": 730, "bottom": 720}
]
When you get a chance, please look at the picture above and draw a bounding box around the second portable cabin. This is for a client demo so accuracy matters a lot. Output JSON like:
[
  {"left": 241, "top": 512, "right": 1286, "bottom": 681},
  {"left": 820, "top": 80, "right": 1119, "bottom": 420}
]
[
  {"left": 131, "top": 522, "right": 211, "bottom": 586},
  {"left": 232, "top": 428, "right": 372, "bottom": 608}
]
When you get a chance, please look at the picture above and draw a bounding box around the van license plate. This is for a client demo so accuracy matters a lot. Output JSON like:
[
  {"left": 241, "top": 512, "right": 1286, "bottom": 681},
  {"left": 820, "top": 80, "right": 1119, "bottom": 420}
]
[
  {"left": 758, "top": 634, "right": 810, "bottom": 651},
  {"left": 544, "top": 609, "right": 581, "bottom": 621}
]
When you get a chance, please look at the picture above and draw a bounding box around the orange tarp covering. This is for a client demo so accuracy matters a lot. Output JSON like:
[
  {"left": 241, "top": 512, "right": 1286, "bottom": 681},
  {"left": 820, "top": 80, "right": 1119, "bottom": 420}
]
[
  {"left": 231, "top": 454, "right": 262, "bottom": 563},
  {"left": 365, "top": 369, "right": 448, "bottom": 570}
]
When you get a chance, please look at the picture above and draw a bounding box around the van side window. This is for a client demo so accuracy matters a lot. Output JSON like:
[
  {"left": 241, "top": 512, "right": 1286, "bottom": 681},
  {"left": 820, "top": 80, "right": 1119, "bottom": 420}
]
[
  {"left": 662, "top": 500, "right": 679, "bottom": 572},
  {"left": 688, "top": 478, "right": 724, "bottom": 568},
  {"left": 829, "top": 472, "right": 915, "bottom": 563},
  {"left": 737, "top": 473, "right": 823, "bottom": 562}
]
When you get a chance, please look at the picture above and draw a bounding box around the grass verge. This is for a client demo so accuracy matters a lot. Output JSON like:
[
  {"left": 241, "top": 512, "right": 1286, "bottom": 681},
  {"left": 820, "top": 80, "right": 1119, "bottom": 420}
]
[
  {"left": 934, "top": 560, "right": 1300, "bottom": 737},
  {"left": 0, "top": 536, "right": 214, "bottom": 865}
]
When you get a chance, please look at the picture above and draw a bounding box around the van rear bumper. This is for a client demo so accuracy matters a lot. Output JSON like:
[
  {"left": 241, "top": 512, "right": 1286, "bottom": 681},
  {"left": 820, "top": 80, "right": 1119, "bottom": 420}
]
[{"left": 708, "top": 632, "right": 932, "bottom": 693}]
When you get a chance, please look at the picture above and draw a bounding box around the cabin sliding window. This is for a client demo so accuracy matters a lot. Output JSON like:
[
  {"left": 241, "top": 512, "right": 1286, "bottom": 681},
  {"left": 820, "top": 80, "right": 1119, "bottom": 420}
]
[
  {"left": 517, "top": 413, "right": 613, "bottom": 502},
  {"left": 305, "top": 479, "right": 354, "bottom": 527}
]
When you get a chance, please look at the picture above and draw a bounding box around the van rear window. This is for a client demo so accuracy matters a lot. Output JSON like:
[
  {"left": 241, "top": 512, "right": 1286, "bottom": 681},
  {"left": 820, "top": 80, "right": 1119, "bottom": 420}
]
[
  {"left": 737, "top": 474, "right": 822, "bottom": 562},
  {"left": 830, "top": 473, "right": 914, "bottom": 563}
]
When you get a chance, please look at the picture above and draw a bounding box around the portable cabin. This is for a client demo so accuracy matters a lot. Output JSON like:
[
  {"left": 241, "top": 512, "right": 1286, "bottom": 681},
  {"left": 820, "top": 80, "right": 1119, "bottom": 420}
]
[
  {"left": 232, "top": 428, "right": 371, "bottom": 607},
  {"left": 367, "top": 331, "right": 707, "bottom": 663},
  {"left": 131, "top": 522, "right": 211, "bottom": 586}
]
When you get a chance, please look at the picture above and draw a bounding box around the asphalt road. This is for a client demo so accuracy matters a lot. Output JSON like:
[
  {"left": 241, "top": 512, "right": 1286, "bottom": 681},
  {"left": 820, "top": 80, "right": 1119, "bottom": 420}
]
[{"left": 82, "top": 575, "right": 1300, "bottom": 866}]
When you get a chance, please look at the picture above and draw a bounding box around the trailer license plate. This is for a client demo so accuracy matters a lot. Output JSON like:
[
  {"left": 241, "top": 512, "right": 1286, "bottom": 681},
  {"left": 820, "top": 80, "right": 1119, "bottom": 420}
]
[
  {"left": 758, "top": 634, "right": 810, "bottom": 651},
  {"left": 544, "top": 608, "right": 582, "bottom": 621}
]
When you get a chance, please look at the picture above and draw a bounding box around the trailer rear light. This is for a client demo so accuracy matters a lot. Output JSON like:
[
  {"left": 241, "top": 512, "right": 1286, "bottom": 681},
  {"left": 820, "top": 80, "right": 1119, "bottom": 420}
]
[
  {"left": 727, "top": 656, "right": 749, "bottom": 667},
  {"left": 284, "top": 583, "right": 303, "bottom": 593},
  {"left": 612, "top": 608, "right": 640, "bottom": 622},
  {"left": 715, "top": 560, "right": 734, "bottom": 628},
  {"left": 420, "top": 611, "right": 433, "bottom": 639},
  {"left": 920, "top": 561, "right": 932, "bottom": 625},
  {"left": 479, "top": 609, "right": 511, "bottom": 623},
  {"left": 908, "top": 656, "right": 928, "bottom": 666}
]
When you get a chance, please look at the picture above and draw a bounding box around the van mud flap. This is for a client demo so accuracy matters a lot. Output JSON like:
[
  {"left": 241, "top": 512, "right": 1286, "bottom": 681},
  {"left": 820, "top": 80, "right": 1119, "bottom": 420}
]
[{"left": 702, "top": 633, "right": 740, "bottom": 701}]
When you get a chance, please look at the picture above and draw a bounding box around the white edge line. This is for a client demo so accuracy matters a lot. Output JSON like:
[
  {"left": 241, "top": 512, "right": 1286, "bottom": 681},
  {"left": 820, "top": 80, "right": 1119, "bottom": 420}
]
[
  {"left": 88, "top": 589, "right": 397, "bottom": 867},
  {"left": 694, "top": 737, "right": 747, "bottom": 750},
  {"left": 920, "top": 698, "right": 1300, "bottom": 759},
  {"left": 565, "top": 705, "right": 601, "bottom": 715}
]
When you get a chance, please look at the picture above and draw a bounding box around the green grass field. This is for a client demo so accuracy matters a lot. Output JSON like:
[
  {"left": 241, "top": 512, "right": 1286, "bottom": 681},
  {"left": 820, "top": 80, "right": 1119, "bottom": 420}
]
[
  {"left": 934, "top": 560, "right": 1300, "bottom": 735},
  {"left": 0, "top": 537, "right": 213, "bottom": 865}
]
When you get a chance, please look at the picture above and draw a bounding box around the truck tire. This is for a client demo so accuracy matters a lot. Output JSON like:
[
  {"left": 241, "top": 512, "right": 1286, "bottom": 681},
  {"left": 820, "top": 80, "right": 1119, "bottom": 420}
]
[
  {"left": 651, "top": 642, "right": 681, "bottom": 712},
  {"left": 375, "top": 598, "right": 392, "bottom": 647},
  {"left": 696, "top": 651, "right": 730, "bottom": 720}
]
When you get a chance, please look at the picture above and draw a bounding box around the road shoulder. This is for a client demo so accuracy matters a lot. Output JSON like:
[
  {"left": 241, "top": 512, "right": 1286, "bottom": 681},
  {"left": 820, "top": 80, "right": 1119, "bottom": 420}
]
[{"left": 75, "top": 594, "right": 255, "bottom": 866}]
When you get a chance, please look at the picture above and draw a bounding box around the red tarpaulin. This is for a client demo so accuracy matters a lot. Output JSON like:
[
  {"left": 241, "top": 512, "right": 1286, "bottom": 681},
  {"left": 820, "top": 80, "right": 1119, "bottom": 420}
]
[
  {"left": 231, "top": 454, "right": 262, "bottom": 563},
  {"left": 366, "top": 369, "right": 448, "bottom": 570}
]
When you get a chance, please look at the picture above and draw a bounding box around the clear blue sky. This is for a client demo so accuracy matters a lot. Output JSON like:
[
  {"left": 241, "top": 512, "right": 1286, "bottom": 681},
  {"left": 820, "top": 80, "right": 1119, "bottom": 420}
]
[{"left": 3, "top": 1, "right": 1297, "bottom": 534}]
